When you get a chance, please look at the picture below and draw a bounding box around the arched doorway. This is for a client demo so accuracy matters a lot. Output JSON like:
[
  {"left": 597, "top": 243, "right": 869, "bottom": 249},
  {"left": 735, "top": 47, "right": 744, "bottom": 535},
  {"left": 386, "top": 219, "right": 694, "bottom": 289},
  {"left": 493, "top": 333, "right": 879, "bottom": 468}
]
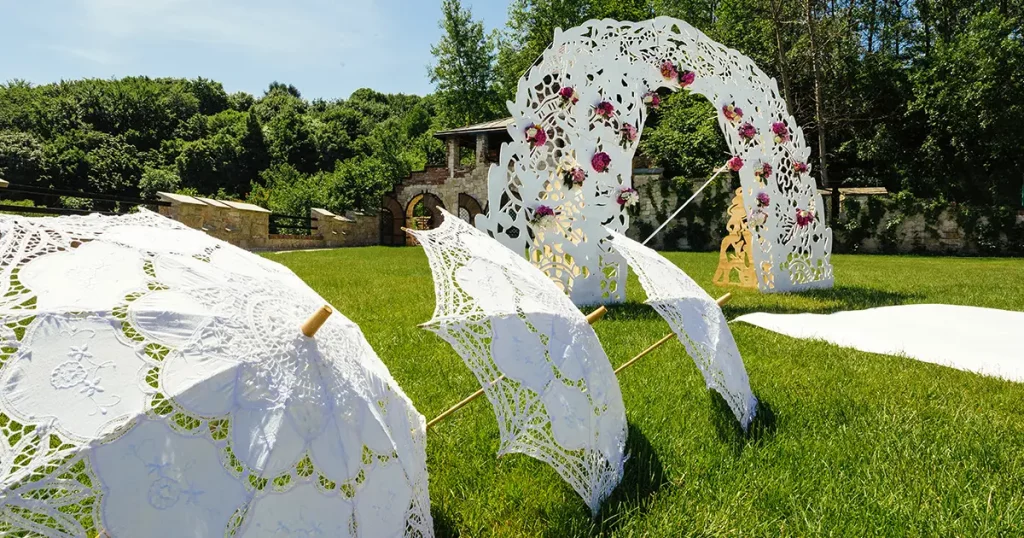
[
  {"left": 457, "top": 193, "right": 484, "bottom": 225},
  {"left": 405, "top": 193, "right": 445, "bottom": 246},
  {"left": 380, "top": 195, "right": 404, "bottom": 246}
]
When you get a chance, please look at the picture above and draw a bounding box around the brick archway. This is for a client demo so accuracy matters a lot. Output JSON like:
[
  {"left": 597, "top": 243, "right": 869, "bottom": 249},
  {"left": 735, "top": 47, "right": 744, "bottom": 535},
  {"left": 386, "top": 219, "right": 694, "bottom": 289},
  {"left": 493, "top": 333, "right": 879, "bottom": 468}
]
[
  {"left": 405, "top": 192, "right": 446, "bottom": 245},
  {"left": 380, "top": 195, "right": 404, "bottom": 246},
  {"left": 458, "top": 193, "right": 484, "bottom": 225}
]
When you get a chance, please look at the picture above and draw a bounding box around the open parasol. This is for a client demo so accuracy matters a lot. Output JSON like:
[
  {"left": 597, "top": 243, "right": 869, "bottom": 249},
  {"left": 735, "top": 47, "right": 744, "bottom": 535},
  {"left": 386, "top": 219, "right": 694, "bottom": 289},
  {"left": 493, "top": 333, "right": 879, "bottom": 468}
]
[
  {"left": 0, "top": 210, "right": 433, "bottom": 537},
  {"left": 605, "top": 230, "right": 758, "bottom": 428},
  {"left": 408, "top": 210, "right": 627, "bottom": 515}
]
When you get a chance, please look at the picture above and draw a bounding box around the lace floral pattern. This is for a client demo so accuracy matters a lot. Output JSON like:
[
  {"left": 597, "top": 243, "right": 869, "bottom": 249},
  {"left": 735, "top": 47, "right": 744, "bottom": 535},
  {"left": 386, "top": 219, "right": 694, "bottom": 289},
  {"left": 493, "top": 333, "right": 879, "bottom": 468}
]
[
  {"left": 606, "top": 231, "right": 758, "bottom": 429},
  {"left": 410, "top": 211, "right": 627, "bottom": 514},
  {"left": 476, "top": 17, "right": 833, "bottom": 301},
  {"left": 0, "top": 210, "right": 433, "bottom": 537}
]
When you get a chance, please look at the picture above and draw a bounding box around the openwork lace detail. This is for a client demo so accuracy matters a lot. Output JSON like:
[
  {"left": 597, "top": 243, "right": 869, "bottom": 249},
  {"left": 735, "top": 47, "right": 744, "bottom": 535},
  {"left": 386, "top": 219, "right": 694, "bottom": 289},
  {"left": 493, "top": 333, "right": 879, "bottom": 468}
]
[
  {"left": 606, "top": 231, "right": 758, "bottom": 429},
  {"left": 0, "top": 210, "right": 433, "bottom": 537},
  {"left": 477, "top": 17, "right": 833, "bottom": 302},
  {"left": 411, "top": 211, "right": 626, "bottom": 514}
]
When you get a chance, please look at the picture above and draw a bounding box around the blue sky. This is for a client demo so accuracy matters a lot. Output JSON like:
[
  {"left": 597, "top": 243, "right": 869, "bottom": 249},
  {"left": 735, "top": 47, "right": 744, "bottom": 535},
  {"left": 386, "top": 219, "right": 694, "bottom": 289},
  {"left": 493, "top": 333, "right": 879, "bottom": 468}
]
[{"left": 0, "top": 0, "right": 510, "bottom": 100}]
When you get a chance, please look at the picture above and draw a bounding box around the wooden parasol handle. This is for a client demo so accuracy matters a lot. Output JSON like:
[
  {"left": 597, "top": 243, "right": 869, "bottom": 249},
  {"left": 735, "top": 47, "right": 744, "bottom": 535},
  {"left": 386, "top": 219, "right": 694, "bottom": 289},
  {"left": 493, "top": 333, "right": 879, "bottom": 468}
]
[{"left": 301, "top": 305, "right": 333, "bottom": 337}]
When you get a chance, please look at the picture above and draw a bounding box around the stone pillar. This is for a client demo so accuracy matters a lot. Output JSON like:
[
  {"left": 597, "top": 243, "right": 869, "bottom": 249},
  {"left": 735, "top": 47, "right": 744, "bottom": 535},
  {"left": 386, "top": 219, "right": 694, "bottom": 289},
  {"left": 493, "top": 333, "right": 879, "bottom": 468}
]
[
  {"left": 447, "top": 137, "right": 460, "bottom": 180},
  {"left": 475, "top": 134, "right": 488, "bottom": 167}
]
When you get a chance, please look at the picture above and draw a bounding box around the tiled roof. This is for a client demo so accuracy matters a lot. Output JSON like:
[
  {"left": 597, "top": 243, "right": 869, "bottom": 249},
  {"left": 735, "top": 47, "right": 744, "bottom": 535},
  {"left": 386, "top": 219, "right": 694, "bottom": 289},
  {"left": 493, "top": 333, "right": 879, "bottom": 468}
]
[
  {"left": 819, "top": 187, "right": 889, "bottom": 196},
  {"left": 434, "top": 117, "right": 515, "bottom": 137}
]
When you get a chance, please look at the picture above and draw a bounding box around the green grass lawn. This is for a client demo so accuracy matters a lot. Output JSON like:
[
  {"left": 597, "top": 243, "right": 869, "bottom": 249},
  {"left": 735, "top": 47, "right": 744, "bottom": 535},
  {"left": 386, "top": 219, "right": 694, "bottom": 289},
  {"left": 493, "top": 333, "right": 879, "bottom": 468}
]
[{"left": 271, "top": 248, "right": 1024, "bottom": 537}]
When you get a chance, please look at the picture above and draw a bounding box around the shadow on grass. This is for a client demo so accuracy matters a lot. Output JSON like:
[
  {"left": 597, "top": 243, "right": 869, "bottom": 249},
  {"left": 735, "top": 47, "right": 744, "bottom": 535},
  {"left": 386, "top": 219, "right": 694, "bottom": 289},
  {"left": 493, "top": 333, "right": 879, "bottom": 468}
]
[
  {"left": 725, "top": 285, "right": 923, "bottom": 317},
  {"left": 430, "top": 503, "right": 462, "bottom": 538},
  {"left": 708, "top": 390, "right": 778, "bottom": 455},
  {"left": 599, "top": 301, "right": 664, "bottom": 322}
]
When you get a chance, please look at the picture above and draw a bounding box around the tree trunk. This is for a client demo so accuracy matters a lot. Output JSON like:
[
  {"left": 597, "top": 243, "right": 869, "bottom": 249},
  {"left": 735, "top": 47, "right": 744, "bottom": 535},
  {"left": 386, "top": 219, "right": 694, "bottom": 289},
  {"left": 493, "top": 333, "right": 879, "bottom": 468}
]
[
  {"left": 768, "top": 0, "right": 795, "bottom": 111},
  {"left": 804, "top": 0, "right": 840, "bottom": 224}
]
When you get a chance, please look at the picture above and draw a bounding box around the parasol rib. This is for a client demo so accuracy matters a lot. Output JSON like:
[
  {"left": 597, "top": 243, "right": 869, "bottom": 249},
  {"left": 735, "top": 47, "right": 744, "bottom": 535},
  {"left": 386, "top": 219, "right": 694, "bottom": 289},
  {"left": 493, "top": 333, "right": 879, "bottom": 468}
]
[
  {"left": 427, "top": 294, "right": 730, "bottom": 429},
  {"left": 427, "top": 305, "right": 607, "bottom": 431}
]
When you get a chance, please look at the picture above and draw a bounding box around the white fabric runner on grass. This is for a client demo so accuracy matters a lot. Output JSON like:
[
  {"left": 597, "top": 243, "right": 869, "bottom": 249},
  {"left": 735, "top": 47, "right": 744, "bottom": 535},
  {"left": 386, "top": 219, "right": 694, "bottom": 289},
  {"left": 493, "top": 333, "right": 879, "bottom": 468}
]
[{"left": 734, "top": 304, "right": 1024, "bottom": 382}]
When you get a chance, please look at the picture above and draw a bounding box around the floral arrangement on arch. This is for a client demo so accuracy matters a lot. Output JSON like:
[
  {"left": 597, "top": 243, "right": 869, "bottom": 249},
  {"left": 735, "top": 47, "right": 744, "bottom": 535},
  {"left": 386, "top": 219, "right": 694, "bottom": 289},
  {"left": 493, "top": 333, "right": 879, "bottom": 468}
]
[
  {"left": 592, "top": 152, "right": 612, "bottom": 173},
  {"left": 643, "top": 91, "right": 661, "bottom": 109},
  {"left": 722, "top": 103, "right": 743, "bottom": 124},
  {"left": 620, "top": 124, "right": 638, "bottom": 147},
  {"left": 754, "top": 162, "right": 773, "bottom": 182},
  {"left": 738, "top": 122, "right": 757, "bottom": 141},
  {"left": 595, "top": 101, "right": 615, "bottom": 119},
  {"left": 530, "top": 204, "right": 557, "bottom": 228},
  {"left": 617, "top": 187, "right": 639, "bottom": 208},
  {"left": 557, "top": 158, "right": 588, "bottom": 189},
  {"left": 772, "top": 122, "right": 790, "bottom": 144},
  {"left": 795, "top": 208, "right": 815, "bottom": 227},
  {"left": 525, "top": 123, "right": 547, "bottom": 148},
  {"left": 559, "top": 85, "right": 580, "bottom": 106}
]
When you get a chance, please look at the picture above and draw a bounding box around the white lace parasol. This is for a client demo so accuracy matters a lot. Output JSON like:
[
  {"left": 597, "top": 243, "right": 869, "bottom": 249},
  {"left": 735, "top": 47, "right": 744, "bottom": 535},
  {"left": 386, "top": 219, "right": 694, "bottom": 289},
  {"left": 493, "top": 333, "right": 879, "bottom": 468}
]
[
  {"left": 605, "top": 230, "right": 758, "bottom": 429},
  {"left": 409, "top": 210, "right": 627, "bottom": 514},
  {"left": 0, "top": 210, "right": 433, "bottom": 538}
]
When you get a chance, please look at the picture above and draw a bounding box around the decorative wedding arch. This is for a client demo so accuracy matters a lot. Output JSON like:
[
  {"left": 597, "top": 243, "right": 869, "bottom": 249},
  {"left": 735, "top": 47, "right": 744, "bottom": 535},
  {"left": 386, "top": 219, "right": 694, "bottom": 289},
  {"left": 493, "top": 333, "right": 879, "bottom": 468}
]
[{"left": 476, "top": 17, "right": 834, "bottom": 305}]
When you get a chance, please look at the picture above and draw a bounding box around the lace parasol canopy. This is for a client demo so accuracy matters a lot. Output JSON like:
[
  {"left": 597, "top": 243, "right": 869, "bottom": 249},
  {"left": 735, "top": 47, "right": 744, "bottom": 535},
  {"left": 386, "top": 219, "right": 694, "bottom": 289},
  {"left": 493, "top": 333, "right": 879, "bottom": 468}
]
[{"left": 0, "top": 210, "right": 433, "bottom": 537}]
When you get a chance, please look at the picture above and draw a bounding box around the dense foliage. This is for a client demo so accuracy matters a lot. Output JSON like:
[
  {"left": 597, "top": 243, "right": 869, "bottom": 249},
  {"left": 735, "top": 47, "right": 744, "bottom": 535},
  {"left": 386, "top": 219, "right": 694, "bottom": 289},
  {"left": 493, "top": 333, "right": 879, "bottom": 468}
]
[
  {"left": 1, "top": 0, "right": 1021, "bottom": 222},
  {"left": 493, "top": 0, "right": 1024, "bottom": 210},
  {"left": 0, "top": 78, "right": 444, "bottom": 216}
]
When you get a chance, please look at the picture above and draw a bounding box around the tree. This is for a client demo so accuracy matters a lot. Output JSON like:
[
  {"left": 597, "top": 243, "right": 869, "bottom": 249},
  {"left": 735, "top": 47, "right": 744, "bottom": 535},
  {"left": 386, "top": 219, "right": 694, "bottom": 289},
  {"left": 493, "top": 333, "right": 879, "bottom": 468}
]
[
  {"left": 0, "top": 130, "right": 44, "bottom": 184},
  {"left": 429, "top": 0, "right": 501, "bottom": 127},
  {"left": 139, "top": 167, "right": 180, "bottom": 199}
]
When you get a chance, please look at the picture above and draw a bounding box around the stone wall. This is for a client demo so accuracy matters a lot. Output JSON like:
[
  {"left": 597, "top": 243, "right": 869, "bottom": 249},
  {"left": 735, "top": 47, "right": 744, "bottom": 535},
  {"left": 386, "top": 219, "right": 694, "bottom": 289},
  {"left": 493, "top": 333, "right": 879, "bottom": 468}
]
[
  {"left": 627, "top": 169, "right": 733, "bottom": 251},
  {"left": 156, "top": 192, "right": 379, "bottom": 251},
  {"left": 836, "top": 193, "right": 1024, "bottom": 255},
  {"left": 388, "top": 162, "right": 489, "bottom": 229}
]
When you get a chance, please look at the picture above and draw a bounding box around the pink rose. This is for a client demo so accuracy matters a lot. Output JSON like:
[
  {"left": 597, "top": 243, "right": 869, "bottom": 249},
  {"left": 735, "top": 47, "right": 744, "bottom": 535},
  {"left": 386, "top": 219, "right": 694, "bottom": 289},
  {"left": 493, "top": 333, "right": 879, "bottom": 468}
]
[
  {"left": 772, "top": 122, "right": 790, "bottom": 143},
  {"left": 592, "top": 151, "right": 612, "bottom": 173},
  {"left": 559, "top": 86, "right": 579, "bottom": 104},
  {"left": 570, "top": 167, "right": 587, "bottom": 185},
  {"left": 660, "top": 60, "right": 678, "bottom": 80},
  {"left": 727, "top": 156, "right": 744, "bottom": 172},
  {"left": 525, "top": 124, "right": 547, "bottom": 148},
  {"left": 617, "top": 187, "right": 639, "bottom": 207},
  {"left": 795, "top": 208, "right": 815, "bottom": 227},
  {"left": 722, "top": 104, "right": 744, "bottom": 123},
  {"left": 621, "top": 123, "right": 638, "bottom": 143},
  {"left": 595, "top": 101, "right": 615, "bottom": 118},
  {"left": 754, "top": 162, "right": 773, "bottom": 179},
  {"left": 794, "top": 161, "right": 809, "bottom": 173},
  {"left": 643, "top": 91, "right": 661, "bottom": 109},
  {"left": 679, "top": 70, "right": 695, "bottom": 87},
  {"left": 738, "top": 122, "right": 757, "bottom": 141}
]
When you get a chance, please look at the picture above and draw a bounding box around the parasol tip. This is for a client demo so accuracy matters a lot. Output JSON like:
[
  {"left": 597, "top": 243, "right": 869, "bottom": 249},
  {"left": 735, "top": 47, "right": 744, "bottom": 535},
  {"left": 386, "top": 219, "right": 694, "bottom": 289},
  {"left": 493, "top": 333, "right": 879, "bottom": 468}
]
[
  {"left": 301, "top": 305, "right": 333, "bottom": 337},
  {"left": 585, "top": 306, "right": 608, "bottom": 325},
  {"left": 716, "top": 292, "right": 733, "bottom": 306}
]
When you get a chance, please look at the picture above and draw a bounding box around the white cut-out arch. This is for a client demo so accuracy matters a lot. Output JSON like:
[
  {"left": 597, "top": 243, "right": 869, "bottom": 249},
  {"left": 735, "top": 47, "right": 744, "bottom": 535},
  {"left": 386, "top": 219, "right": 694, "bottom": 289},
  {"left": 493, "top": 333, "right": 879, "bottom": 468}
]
[{"left": 476, "top": 17, "right": 834, "bottom": 305}]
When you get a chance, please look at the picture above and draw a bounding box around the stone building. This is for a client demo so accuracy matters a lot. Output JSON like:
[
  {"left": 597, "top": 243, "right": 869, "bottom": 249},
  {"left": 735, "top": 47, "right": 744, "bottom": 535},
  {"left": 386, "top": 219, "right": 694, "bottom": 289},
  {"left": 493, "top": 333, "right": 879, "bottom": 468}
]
[{"left": 380, "top": 118, "right": 512, "bottom": 245}]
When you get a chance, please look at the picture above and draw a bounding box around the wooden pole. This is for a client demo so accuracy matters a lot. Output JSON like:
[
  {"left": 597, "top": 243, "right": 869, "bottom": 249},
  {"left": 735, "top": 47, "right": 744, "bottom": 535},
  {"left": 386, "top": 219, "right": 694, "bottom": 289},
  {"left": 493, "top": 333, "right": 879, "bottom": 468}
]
[
  {"left": 426, "top": 294, "right": 732, "bottom": 429},
  {"left": 585, "top": 306, "right": 607, "bottom": 324},
  {"left": 613, "top": 293, "right": 732, "bottom": 375},
  {"left": 427, "top": 305, "right": 607, "bottom": 430},
  {"left": 301, "top": 305, "right": 333, "bottom": 337}
]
